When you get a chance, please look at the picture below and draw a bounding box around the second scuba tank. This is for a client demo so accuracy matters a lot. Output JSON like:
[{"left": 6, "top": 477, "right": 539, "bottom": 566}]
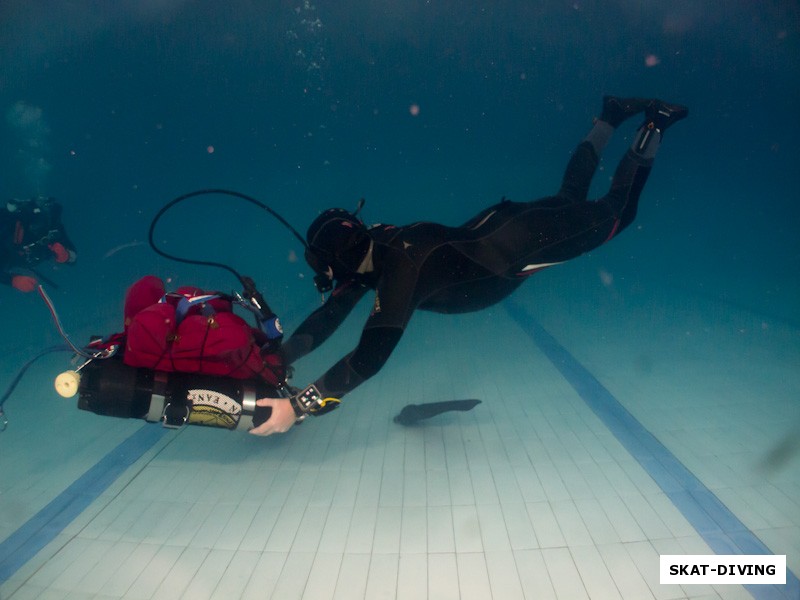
[{"left": 66, "top": 358, "right": 277, "bottom": 431}]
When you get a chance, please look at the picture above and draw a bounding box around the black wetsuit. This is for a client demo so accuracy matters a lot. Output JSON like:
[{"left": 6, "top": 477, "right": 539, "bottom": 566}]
[
  {"left": 0, "top": 199, "right": 76, "bottom": 287},
  {"left": 284, "top": 140, "right": 651, "bottom": 399}
]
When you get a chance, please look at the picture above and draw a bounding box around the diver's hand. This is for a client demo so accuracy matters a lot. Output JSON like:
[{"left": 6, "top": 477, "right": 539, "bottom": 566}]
[{"left": 249, "top": 397, "right": 297, "bottom": 436}]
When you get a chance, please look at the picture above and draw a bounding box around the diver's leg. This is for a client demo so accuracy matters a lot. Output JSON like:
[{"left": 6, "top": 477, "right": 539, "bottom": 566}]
[
  {"left": 461, "top": 97, "right": 649, "bottom": 230},
  {"left": 597, "top": 99, "right": 689, "bottom": 236},
  {"left": 556, "top": 96, "right": 651, "bottom": 203},
  {"left": 505, "top": 99, "right": 688, "bottom": 273}
]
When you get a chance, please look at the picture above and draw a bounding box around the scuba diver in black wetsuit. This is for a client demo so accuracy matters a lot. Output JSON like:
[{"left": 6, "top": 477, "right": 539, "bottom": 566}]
[
  {"left": 1, "top": 197, "right": 77, "bottom": 293},
  {"left": 250, "top": 95, "right": 688, "bottom": 436}
]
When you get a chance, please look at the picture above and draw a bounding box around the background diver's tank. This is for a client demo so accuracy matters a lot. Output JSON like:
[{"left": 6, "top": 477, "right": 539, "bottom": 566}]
[{"left": 55, "top": 358, "right": 275, "bottom": 430}]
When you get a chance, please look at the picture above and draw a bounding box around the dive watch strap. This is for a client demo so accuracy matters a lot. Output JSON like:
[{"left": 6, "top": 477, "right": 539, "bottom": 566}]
[{"left": 290, "top": 384, "right": 341, "bottom": 417}]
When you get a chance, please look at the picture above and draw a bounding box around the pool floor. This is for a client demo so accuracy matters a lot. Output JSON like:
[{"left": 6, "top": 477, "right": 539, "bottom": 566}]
[{"left": 1, "top": 278, "right": 798, "bottom": 600}]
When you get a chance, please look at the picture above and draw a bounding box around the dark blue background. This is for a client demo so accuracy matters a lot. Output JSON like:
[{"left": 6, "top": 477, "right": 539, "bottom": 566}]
[{"left": 1, "top": 0, "right": 798, "bottom": 343}]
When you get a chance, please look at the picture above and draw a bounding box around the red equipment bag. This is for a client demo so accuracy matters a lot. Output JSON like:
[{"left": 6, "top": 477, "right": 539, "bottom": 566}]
[{"left": 122, "top": 275, "right": 284, "bottom": 385}]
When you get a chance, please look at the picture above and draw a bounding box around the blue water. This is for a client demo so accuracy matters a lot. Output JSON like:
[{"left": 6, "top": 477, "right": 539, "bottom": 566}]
[
  {"left": 1, "top": 0, "right": 797, "bottom": 331},
  {"left": 0, "top": 2, "right": 798, "bottom": 597}
]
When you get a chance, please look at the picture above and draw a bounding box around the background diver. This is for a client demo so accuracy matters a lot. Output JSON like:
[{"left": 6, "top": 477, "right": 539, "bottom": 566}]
[
  {"left": 0, "top": 196, "right": 77, "bottom": 293},
  {"left": 250, "top": 95, "right": 688, "bottom": 436}
]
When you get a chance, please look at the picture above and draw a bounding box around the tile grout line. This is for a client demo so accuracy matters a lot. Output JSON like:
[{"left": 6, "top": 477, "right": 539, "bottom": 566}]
[
  {"left": 505, "top": 298, "right": 799, "bottom": 600},
  {"left": 0, "top": 424, "right": 168, "bottom": 585}
]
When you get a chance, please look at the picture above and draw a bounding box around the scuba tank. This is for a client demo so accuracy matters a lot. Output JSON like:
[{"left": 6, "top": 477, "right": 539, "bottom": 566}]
[
  {"left": 56, "top": 357, "right": 281, "bottom": 431},
  {"left": 41, "top": 189, "right": 306, "bottom": 433}
]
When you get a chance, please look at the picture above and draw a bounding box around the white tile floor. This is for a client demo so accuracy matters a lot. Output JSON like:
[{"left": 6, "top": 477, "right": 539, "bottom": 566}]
[{"left": 1, "top": 271, "right": 798, "bottom": 599}]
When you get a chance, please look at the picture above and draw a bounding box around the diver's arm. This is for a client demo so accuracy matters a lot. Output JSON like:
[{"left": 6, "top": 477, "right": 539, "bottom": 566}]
[
  {"left": 292, "top": 260, "right": 415, "bottom": 398},
  {"left": 313, "top": 325, "right": 404, "bottom": 398},
  {"left": 282, "top": 279, "right": 368, "bottom": 364},
  {"left": 251, "top": 255, "right": 416, "bottom": 436},
  {"left": 249, "top": 325, "right": 403, "bottom": 436},
  {"left": 309, "top": 263, "right": 415, "bottom": 399}
]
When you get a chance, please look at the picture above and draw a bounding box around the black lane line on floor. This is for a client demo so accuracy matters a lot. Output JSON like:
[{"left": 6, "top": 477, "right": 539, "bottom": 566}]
[{"left": 506, "top": 299, "right": 798, "bottom": 599}]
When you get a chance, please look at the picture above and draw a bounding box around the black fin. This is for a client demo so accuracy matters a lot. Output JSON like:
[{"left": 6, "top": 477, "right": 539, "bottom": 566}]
[{"left": 393, "top": 399, "right": 481, "bottom": 426}]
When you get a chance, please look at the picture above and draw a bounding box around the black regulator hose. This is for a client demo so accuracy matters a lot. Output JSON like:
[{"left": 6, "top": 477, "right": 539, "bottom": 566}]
[
  {"left": 148, "top": 188, "right": 308, "bottom": 288},
  {"left": 1, "top": 345, "right": 72, "bottom": 431},
  {"left": 148, "top": 188, "right": 310, "bottom": 344}
]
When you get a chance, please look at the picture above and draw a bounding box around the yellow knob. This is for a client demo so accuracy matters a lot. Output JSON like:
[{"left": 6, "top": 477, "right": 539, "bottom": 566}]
[{"left": 55, "top": 370, "right": 81, "bottom": 398}]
